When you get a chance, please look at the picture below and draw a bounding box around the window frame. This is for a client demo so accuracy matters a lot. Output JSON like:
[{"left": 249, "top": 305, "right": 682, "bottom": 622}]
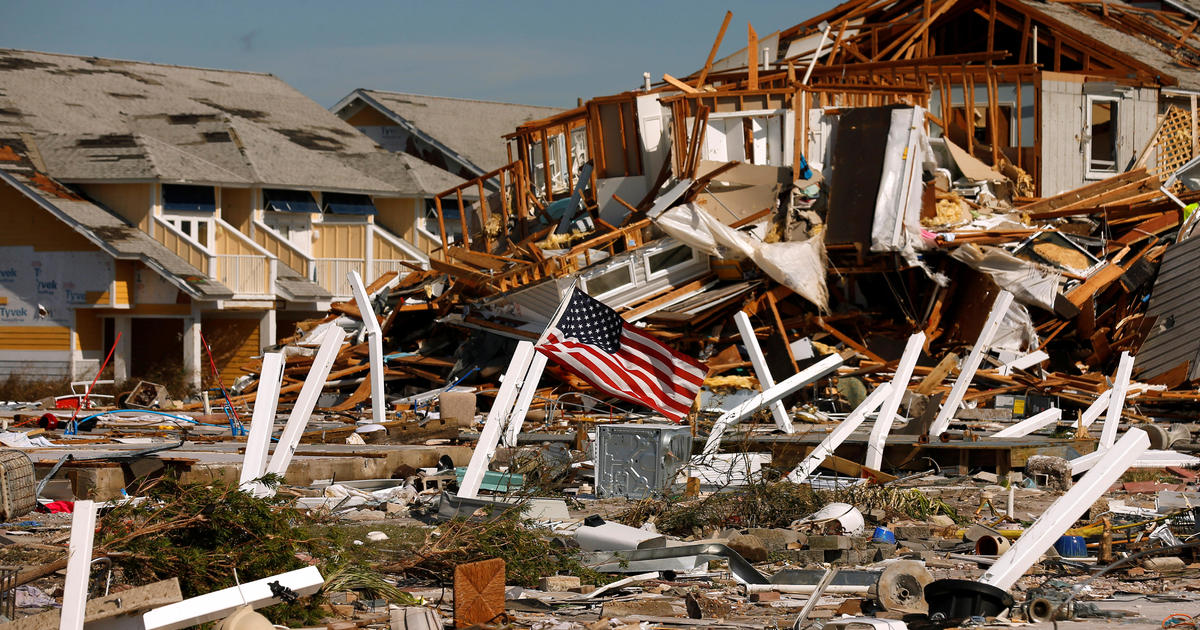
[{"left": 1085, "top": 95, "right": 1120, "bottom": 180}]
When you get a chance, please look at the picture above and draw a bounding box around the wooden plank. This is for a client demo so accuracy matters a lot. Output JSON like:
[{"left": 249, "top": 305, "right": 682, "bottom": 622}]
[
  {"left": 662, "top": 73, "right": 700, "bottom": 94},
  {"left": 622, "top": 277, "right": 711, "bottom": 322},
  {"left": 454, "top": 558, "right": 506, "bottom": 629},
  {"left": 1019, "top": 168, "right": 1148, "bottom": 215},
  {"left": 696, "top": 11, "right": 733, "bottom": 88},
  {"left": 916, "top": 353, "right": 958, "bottom": 396},
  {"left": 748, "top": 23, "right": 759, "bottom": 90},
  {"left": 1063, "top": 263, "right": 1125, "bottom": 308}
]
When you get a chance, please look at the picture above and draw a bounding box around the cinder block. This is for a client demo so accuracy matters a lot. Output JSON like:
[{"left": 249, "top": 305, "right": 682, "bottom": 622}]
[
  {"left": 808, "top": 535, "right": 851, "bottom": 550},
  {"left": 539, "top": 576, "right": 581, "bottom": 592}
]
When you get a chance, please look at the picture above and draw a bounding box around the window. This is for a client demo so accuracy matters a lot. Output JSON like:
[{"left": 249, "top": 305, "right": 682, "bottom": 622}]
[
  {"left": 264, "top": 189, "right": 319, "bottom": 214},
  {"left": 699, "top": 111, "right": 788, "bottom": 166},
  {"left": 323, "top": 192, "right": 377, "bottom": 216},
  {"left": 164, "top": 212, "right": 212, "bottom": 248},
  {"left": 1086, "top": 96, "right": 1119, "bottom": 177},
  {"left": 583, "top": 262, "right": 634, "bottom": 298},
  {"left": 644, "top": 244, "right": 696, "bottom": 279}
]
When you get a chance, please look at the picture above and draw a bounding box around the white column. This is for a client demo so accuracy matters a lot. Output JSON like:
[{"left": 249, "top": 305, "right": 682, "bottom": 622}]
[
  {"left": 266, "top": 326, "right": 346, "bottom": 477},
  {"left": 980, "top": 429, "right": 1150, "bottom": 591},
  {"left": 1078, "top": 390, "right": 1112, "bottom": 428},
  {"left": 501, "top": 352, "right": 548, "bottom": 448},
  {"left": 734, "top": 311, "right": 793, "bottom": 433},
  {"left": 239, "top": 352, "right": 284, "bottom": 488},
  {"left": 113, "top": 316, "right": 132, "bottom": 382},
  {"left": 989, "top": 407, "right": 1062, "bottom": 439},
  {"left": 1100, "top": 352, "right": 1135, "bottom": 449},
  {"left": 348, "top": 271, "right": 385, "bottom": 425},
  {"left": 703, "top": 354, "right": 843, "bottom": 457},
  {"left": 865, "top": 332, "right": 924, "bottom": 470},
  {"left": 259, "top": 307, "right": 276, "bottom": 351},
  {"left": 61, "top": 500, "right": 97, "bottom": 630},
  {"left": 930, "top": 290, "right": 1014, "bottom": 436},
  {"left": 459, "top": 341, "right": 535, "bottom": 499},
  {"left": 787, "top": 382, "right": 892, "bottom": 484},
  {"left": 182, "top": 307, "right": 202, "bottom": 391}
]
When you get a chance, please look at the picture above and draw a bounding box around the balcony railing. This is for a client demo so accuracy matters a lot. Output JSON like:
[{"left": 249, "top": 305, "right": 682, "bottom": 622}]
[
  {"left": 216, "top": 254, "right": 272, "bottom": 296},
  {"left": 314, "top": 258, "right": 364, "bottom": 298}
]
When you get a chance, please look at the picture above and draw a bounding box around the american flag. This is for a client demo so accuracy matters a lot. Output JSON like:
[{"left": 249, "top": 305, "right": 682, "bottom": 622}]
[{"left": 535, "top": 287, "right": 707, "bottom": 421}]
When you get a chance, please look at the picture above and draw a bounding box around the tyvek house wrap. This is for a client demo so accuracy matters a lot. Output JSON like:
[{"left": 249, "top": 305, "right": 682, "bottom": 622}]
[{"left": 870, "top": 106, "right": 940, "bottom": 278}]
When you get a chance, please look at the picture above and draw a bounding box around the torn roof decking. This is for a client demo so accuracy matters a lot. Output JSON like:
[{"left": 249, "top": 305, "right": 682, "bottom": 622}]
[{"left": 0, "top": 49, "right": 461, "bottom": 196}]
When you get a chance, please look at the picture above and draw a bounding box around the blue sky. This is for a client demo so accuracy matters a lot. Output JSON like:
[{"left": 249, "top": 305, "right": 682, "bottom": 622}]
[{"left": 1, "top": 1, "right": 841, "bottom": 108}]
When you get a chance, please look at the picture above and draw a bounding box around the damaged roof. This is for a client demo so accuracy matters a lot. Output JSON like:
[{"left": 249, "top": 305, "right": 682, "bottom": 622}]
[
  {"left": 0, "top": 135, "right": 233, "bottom": 300},
  {"left": 337, "top": 89, "right": 563, "bottom": 175},
  {"left": 0, "top": 49, "right": 423, "bottom": 194}
]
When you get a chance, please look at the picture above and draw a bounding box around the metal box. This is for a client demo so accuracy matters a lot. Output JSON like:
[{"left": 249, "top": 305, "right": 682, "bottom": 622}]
[{"left": 596, "top": 424, "right": 692, "bottom": 499}]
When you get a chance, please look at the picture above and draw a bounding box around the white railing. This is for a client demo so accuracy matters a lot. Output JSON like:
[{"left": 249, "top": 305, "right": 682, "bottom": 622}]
[
  {"left": 216, "top": 254, "right": 270, "bottom": 296},
  {"left": 315, "top": 258, "right": 364, "bottom": 298},
  {"left": 371, "top": 223, "right": 429, "bottom": 265},
  {"left": 370, "top": 259, "right": 412, "bottom": 281}
]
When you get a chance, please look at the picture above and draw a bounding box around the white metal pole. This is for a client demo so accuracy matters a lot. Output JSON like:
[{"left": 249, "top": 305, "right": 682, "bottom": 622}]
[
  {"left": 1100, "top": 352, "right": 1135, "bottom": 449},
  {"left": 980, "top": 429, "right": 1150, "bottom": 591},
  {"left": 61, "top": 500, "right": 97, "bottom": 630},
  {"left": 787, "top": 382, "right": 892, "bottom": 484},
  {"left": 703, "top": 354, "right": 842, "bottom": 456},
  {"left": 458, "top": 341, "right": 535, "bottom": 499},
  {"left": 1078, "top": 390, "right": 1112, "bottom": 428},
  {"left": 865, "top": 332, "right": 924, "bottom": 470},
  {"left": 989, "top": 407, "right": 1062, "bottom": 439},
  {"left": 734, "top": 311, "right": 793, "bottom": 433},
  {"left": 930, "top": 290, "right": 1014, "bottom": 436},
  {"left": 238, "top": 352, "right": 283, "bottom": 487},
  {"left": 348, "top": 270, "right": 385, "bottom": 425},
  {"left": 801, "top": 21, "right": 832, "bottom": 86},
  {"left": 265, "top": 326, "right": 346, "bottom": 477}
]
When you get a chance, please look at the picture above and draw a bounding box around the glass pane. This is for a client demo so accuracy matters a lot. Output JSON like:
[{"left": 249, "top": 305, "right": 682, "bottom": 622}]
[
  {"left": 648, "top": 245, "right": 692, "bottom": 275},
  {"left": 585, "top": 264, "right": 633, "bottom": 296}
]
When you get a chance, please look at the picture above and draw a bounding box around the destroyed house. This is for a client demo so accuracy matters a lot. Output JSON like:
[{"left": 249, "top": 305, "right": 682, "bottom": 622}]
[{"left": 0, "top": 49, "right": 466, "bottom": 385}]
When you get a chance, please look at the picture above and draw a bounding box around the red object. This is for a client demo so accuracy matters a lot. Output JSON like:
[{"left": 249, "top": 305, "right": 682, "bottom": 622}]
[
  {"left": 534, "top": 288, "right": 706, "bottom": 421},
  {"left": 68, "top": 332, "right": 121, "bottom": 427},
  {"left": 41, "top": 501, "right": 74, "bottom": 513},
  {"left": 38, "top": 413, "right": 58, "bottom": 430},
  {"left": 54, "top": 396, "right": 81, "bottom": 410}
]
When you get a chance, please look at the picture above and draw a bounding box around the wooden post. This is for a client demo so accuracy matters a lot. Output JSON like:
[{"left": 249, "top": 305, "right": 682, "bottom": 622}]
[
  {"left": 477, "top": 178, "right": 491, "bottom": 253},
  {"left": 456, "top": 188, "right": 469, "bottom": 250},
  {"left": 748, "top": 23, "right": 759, "bottom": 90},
  {"left": 696, "top": 11, "right": 733, "bottom": 89},
  {"left": 434, "top": 195, "right": 449, "bottom": 260}
]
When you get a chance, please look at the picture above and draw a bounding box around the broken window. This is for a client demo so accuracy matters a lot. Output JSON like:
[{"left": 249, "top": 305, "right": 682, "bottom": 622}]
[
  {"left": 700, "top": 111, "right": 789, "bottom": 166},
  {"left": 1086, "top": 96, "right": 1119, "bottom": 177}
]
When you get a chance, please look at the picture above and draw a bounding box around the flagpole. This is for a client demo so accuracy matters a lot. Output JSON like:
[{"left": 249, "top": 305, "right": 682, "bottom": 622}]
[{"left": 535, "top": 278, "right": 580, "bottom": 347}]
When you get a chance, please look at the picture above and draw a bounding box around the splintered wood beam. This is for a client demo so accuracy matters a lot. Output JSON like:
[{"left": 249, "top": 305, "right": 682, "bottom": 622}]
[
  {"left": 748, "top": 23, "right": 759, "bottom": 90},
  {"left": 875, "top": 0, "right": 959, "bottom": 61},
  {"left": 662, "top": 73, "right": 700, "bottom": 94},
  {"left": 696, "top": 10, "right": 733, "bottom": 88}
]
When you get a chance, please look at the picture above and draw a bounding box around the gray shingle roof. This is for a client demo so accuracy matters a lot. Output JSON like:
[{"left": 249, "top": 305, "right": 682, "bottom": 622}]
[
  {"left": 0, "top": 49, "right": 409, "bottom": 193},
  {"left": 342, "top": 90, "right": 562, "bottom": 174}
]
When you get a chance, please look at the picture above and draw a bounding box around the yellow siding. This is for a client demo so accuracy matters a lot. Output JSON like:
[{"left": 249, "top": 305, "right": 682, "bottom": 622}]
[
  {"left": 0, "top": 325, "right": 71, "bottom": 350},
  {"left": 253, "top": 227, "right": 309, "bottom": 276},
  {"left": 0, "top": 184, "right": 99, "bottom": 251},
  {"left": 373, "top": 197, "right": 418, "bottom": 244},
  {"left": 344, "top": 106, "right": 395, "bottom": 127},
  {"left": 203, "top": 318, "right": 260, "bottom": 387},
  {"left": 221, "top": 187, "right": 253, "bottom": 231},
  {"left": 77, "top": 183, "right": 152, "bottom": 232},
  {"left": 154, "top": 219, "right": 209, "bottom": 272},
  {"left": 215, "top": 223, "right": 260, "bottom": 257},
  {"left": 113, "top": 261, "right": 134, "bottom": 306},
  {"left": 373, "top": 229, "right": 409, "bottom": 260},
  {"left": 75, "top": 309, "right": 103, "bottom": 352},
  {"left": 314, "top": 222, "right": 366, "bottom": 258}
]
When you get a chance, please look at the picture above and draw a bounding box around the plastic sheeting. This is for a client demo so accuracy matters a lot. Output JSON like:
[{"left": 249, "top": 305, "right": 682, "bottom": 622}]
[
  {"left": 950, "top": 244, "right": 1061, "bottom": 312},
  {"left": 655, "top": 202, "right": 829, "bottom": 310},
  {"left": 870, "top": 107, "right": 933, "bottom": 256}
]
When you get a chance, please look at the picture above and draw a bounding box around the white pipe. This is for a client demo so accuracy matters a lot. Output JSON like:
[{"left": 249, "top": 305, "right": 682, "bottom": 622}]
[
  {"left": 788, "top": 382, "right": 892, "bottom": 484},
  {"left": 348, "top": 270, "right": 385, "bottom": 425},
  {"left": 1100, "top": 352, "right": 1135, "bottom": 449},
  {"left": 745, "top": 583, "right": 868, "bottom": 595},
  {"left": 989, "top": 407, "right": 1062, "bottom": 439},
  {"left": 458, "top": 341, "right": 535, "bottom": 498},
  {"left": 239, "top": 352, "right": 283, "bottom": 486},
  {"left": 266, "top": 326, "right": 346, "bottom": 477},
  {"left": 801, "top": 21, "right": 832, "bottom": 86},
  {"left": 703, "top": 354, "right": 843, "bottom": 456},
  {"left": 980, "top": 429, "right": 1150, "bottom": 591},
  {"left": 61, "top": 500, "right": 97, "bottom": 630},
  {"left": 502, "top": 351, "right": 548, "bottom": 447},
  {"left": 734, "top": 311, "right": 793, "bottom": 433},
  {"left": 142, "top": 566, "right": 324, "bottom": 630},
  {"left": 865, "top": 332, "right": 924, "bottom": 470},
  {"left": 930, "top": 290, "right": 1014, "bottom": 436}
]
